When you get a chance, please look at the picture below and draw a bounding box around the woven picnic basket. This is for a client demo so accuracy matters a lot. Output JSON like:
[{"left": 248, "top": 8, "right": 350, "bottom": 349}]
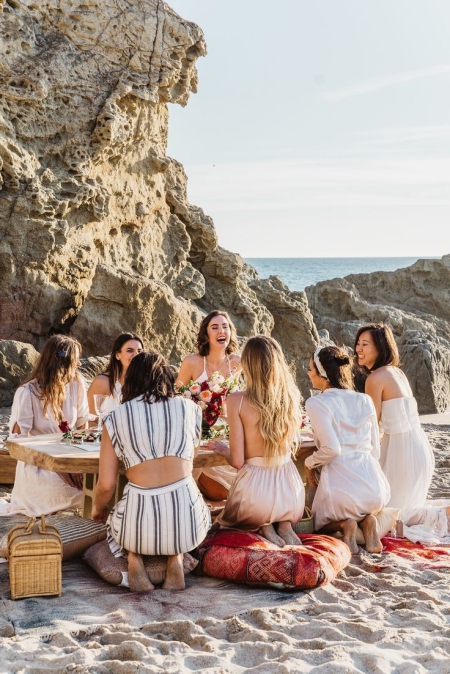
[
  {"left": 7, "top": 515, "right": 63, "bottom": 600},
  {"left": 293, "top": 506, "right": 314, "bottom": 534}
]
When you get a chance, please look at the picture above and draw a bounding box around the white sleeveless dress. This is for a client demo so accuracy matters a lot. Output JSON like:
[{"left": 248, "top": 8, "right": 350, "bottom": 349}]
[{"left": 380, "top": 396, "right": 450, "bottom": 544}]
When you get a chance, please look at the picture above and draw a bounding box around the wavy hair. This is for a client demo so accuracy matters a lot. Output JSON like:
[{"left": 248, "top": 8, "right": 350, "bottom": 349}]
[
  {"left": 197, "top": 310, "right": 239, "bottom": 357},
  {"left": 353, "top": 323, "right": 400, "bottom": 371},
  {"left": 313, "top": 345, "right": 354, "bottom": 390},
  {"left": 103, "top": 332, "right": 144, "bottom": 391},
  {"left": 122, "top": 351, "right": 175, "bottom": 404},
  {"left": 25, "top": 335, "right": 82, "bottom": 421},
  {"left": 241, "top": 335, "right": 302, "bottom": 459}
]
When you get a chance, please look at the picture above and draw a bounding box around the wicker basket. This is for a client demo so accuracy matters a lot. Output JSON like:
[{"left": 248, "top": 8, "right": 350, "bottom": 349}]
[
  {"left": 293, "top": 507, "right": 314, "bottom": 534},
  {"left": 7, "top": 515, "right": 63, "bottom": 600}
]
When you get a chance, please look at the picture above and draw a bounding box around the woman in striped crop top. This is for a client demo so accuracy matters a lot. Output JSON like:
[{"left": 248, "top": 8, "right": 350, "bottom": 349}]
[{"left": 92, "top": 351, "right": 211, "bottom": 593}]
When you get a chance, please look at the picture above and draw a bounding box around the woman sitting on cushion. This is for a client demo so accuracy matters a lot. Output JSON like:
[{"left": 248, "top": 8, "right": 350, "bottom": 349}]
[
  {"left": 177, "top": 309, "right": 242, "bottom": 501},
  {"left": 304, "top": 345, "right": 391, "bottom": 554},
  {"left": 92, "top": 351, "right": 211, "bottom": 592},
  {"left": 208, "top": 335, "right": 305, "bottom": 547}
]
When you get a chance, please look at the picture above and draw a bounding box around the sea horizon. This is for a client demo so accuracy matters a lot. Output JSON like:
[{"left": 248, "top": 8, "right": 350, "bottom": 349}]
[{"left": 244, "top": 256, "right": 439, "bottom": 292}]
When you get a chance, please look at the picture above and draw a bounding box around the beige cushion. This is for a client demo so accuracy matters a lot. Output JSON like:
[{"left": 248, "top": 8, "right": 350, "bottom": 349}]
[
  {"left": 83, "top": 539, "right": 198, "bottom": 586},
  {"left": 0, "top": 514, "right": 107, "bottom": 561}
]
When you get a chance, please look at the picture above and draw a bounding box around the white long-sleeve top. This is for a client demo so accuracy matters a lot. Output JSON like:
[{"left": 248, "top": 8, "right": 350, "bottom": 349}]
[{"left": 304, "top": 388, "right": 390, "bottom": 530}]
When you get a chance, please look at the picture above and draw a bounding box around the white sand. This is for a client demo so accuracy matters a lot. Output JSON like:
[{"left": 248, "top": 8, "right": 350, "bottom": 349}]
[{"left": 0, "top": 408, "right": 449, "bottom": 673}]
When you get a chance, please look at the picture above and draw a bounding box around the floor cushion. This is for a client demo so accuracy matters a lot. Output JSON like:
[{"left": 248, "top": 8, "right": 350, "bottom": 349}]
[
  {"left": 0, "top": 514, "right": 107, "bottom": 561},
  {"left": 196, "top": 528, "right": 351, "bottom": 589},
  {"left": 82, "top": 539, "right": 199, "bottom": 587}
]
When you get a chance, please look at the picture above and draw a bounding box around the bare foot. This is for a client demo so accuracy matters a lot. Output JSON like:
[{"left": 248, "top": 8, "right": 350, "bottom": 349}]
[
  {"left": 259, "top": 523, "right": 285, "bottom": 548},
  {"left": 128, "top": 551, "right": 155, "bottom": 593},
  {"left": 342, "top": 518, "right": 359, "bottom": 554},
  {"left": 360, "top": 514, "right": 382, "bottom": 553},
  {"left": 162, "top": 554, "right": 185, "bottom": 590},
  {"left": 278, "top": 521, "right": 302, "bottom": 546}
]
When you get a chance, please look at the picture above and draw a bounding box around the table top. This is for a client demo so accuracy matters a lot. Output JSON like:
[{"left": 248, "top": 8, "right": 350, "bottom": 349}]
[{"left": 6, "top": 433, "right": 233, "bottom": 473}]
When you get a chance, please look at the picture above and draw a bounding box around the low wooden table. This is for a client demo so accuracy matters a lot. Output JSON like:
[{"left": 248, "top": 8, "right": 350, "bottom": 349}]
[{"left": 6, "top": 433, "right": 230, "bottom": 518}]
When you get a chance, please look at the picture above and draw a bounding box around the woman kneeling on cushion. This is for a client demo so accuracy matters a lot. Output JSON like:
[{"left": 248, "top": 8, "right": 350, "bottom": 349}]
[
  {"left": 305, "top": 345, "right": 391, "bottom": 554},
  {"left": 92, "top": 351, "right": 211, "bottom": 592}
]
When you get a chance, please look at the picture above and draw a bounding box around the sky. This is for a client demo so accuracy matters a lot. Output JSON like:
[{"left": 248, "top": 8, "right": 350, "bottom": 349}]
[{"left": 167, "top": 0, "right": 450, "bottom": 258}]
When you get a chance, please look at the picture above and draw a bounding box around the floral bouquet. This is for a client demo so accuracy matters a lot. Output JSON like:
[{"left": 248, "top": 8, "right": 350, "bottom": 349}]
[{"left": 175, "top": 372, "right": 238, "bottom": 439}]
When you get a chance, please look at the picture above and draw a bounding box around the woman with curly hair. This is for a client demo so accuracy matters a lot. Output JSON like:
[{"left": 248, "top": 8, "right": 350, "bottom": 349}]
[
  {"left": 208, "top": 335, "right": 305, "bottom": 547},
  {"left": 3, "top": 335, "right": 89, "bottom": 516}
]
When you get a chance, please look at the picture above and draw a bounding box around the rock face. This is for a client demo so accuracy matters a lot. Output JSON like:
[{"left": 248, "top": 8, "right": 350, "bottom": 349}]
[
  {"left": 305, "top": 256, "right": 450, "bottom": 413},
  {"left": 0, "top": 1, "right": 318, "bottom": 396}
]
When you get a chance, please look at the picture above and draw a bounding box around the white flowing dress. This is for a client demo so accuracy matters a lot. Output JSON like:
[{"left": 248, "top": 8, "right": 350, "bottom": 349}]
[
  {"left": 305, "top": 389, "right": 391, "bottom": 531},
  {"left": 0, "top": 377, "right": 89, "bottom": 517},
  {"left": 380, "top": 395, "right": 450, "bottom": 544}
]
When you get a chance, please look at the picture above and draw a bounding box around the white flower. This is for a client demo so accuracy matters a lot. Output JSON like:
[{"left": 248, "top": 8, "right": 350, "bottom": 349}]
[
  {"left": 182, "top": 390, "right": 192, "bottom": 398},
  {"left": 210, "top": 384, "right": 224, "bottom": 394}
]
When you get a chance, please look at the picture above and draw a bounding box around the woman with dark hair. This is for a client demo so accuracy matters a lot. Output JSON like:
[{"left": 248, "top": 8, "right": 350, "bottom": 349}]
[
  {"left": 177, "top": 310, "right": 242, "bottom": 501},
  {"left": 2, "top": 335, "right": 89, "bottom": 516},
  {"left": 354, "top": 323, "right": 449, "bottom": 544},
  {"left": 209, "top": 335, "right": 305, "bottom": 547},
  {"left": 87, "top": 332, "right": 143, "bottom": 417},
  {"left": 92, "top": 351, "right": 211, "bottom": 592},
  {"left": 304, "top": 345, "right": 391, "bottom": 554}
]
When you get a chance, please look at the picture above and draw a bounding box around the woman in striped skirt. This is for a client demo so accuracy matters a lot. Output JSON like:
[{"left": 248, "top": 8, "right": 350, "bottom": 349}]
[{"left": 92, "top": 351, "right": 211, "bottom": 592}]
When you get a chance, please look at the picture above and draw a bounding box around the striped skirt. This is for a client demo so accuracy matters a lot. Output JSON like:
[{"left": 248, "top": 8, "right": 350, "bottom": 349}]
[{"left": 107, "top": 476, "right": 211, "bottom": 558}]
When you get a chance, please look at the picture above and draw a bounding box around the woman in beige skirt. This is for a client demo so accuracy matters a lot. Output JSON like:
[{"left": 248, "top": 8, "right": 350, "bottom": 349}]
[{"left": 208, "top": 335, "right": 305, "bottom": 547}]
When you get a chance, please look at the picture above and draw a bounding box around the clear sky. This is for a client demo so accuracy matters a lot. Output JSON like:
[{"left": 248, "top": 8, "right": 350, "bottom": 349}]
[{"left": 167, "top": 0, "right": 450, "bottom": 258}]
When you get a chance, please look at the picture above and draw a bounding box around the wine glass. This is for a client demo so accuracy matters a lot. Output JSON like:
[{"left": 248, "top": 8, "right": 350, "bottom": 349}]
[{"left": 93, "top": 394, "right": 109, "bottom": 433}]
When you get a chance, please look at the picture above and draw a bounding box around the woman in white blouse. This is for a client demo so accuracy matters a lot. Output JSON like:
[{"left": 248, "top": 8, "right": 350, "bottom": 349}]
[
  {"left": 2, "top": 335, "right": 89, "bottom": 516},
  {"left": 304, "top": 345, "right": 390, "bottom": 554}
]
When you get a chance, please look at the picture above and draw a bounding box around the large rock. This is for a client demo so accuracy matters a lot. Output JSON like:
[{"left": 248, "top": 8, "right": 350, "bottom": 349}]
[
  {"left": 305, "top": 256, "right": 450, "bottom": 413},
  {"left": 0, "top": 1, "right": 318, "bottom": 399},
  {"left": 0, "top": 340, "right": 39, "bottom": 406}
]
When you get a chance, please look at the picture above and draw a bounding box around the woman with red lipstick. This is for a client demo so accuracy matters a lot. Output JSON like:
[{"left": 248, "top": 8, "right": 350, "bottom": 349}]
[
  {"left": 354, "top": 323, "right": 449, "bottom": 544},
  {"left": 177, "top": 310, "right": 242, "bottom": 500}
]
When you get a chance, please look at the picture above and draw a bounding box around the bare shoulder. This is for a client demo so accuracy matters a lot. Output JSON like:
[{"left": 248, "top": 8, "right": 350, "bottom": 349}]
[{"left": 88, "top": 374, "right": 111, "bottom": 396}]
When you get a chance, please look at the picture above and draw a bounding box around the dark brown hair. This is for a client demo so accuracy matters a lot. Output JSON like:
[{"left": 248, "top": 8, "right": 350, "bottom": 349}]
[
  {"left": 353, "top": 323, "right": 400, "bottom": 371},
  {"left": 312, "top": 345, "right": 354, "bottom": 390},
  {"left": 121, "top": 351, "right": 175, "bottom": 404},
  {"left": 25, "top": 335, "right": 82, "bottom": 420},
  {"left": 196, "top": 310, "right": 239, "bottom": 357},
  {"left": 104, "top": 332, "right": 144, "bottom": 391}
]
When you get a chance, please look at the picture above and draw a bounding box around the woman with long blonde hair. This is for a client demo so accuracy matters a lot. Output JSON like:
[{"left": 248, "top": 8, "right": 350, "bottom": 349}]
[
  {"left": 208, "top": 335, "right": 305, "bottom": 546},
  {"left": 1, "top": 335, "right": 89, "bottom": 516}
]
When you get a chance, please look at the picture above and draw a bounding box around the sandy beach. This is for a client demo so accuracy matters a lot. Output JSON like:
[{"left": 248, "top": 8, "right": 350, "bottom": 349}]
[{"left": 0, "top": 408, "right": 448, "bottom": 672}]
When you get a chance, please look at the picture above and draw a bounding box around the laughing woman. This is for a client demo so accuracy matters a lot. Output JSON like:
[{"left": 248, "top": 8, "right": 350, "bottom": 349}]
[
  {"left": 92, "top": 351, "right": 211, "bottom": 592},
  {"left": 177, "top": 310, "right": 242, "bottom": 501}
]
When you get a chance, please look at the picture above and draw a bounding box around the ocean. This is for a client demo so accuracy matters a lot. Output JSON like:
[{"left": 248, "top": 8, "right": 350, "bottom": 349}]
[{"left": 244, "top": 257, "right": 436, "bottom": 292}]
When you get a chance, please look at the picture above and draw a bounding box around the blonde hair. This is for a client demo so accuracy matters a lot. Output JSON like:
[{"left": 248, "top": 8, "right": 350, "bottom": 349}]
[
  {"left": 25, "top": 335, "right": 82, "bottom": 421},
  {"left": 241, "top": 335, "right": 302, "bottom": 459}
]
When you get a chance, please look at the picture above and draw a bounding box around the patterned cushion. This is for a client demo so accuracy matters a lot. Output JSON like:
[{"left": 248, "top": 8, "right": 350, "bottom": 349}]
[
  {"left": 0, "top": 514, "right": 107, "bottom": 561},
  {"left": 196, "top": 529, "right": 351, "bottom": 589}
]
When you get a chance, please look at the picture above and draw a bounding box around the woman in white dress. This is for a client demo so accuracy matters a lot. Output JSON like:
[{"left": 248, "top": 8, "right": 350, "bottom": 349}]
[
  {"left": 304, "top": 345, "right": 391, "bottom": 554},
  {"left": 177, "top": 310, "right": 242, "bottom": 501},
  {"left": 87, "top": 332, "right": 144, "bottom": 418},
  {"left": 354, "top": 323, "right": 450, "bottom": 544},
  {"left": 3, "top": 335, "right": 89, "bottom": 516}
]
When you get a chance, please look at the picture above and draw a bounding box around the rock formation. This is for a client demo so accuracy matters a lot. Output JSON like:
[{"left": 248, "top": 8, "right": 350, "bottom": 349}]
[
  {"left": 305, "top": 256, "right": 450, "bottom": 413},
  {"left": 0, "top": 1, "right": 318, "bottom": 396}
]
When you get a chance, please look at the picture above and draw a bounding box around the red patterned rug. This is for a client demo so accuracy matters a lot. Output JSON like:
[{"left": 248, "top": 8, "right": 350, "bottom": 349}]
[{"left": 381, "top": 535, "right": 450, "bottom": 569}]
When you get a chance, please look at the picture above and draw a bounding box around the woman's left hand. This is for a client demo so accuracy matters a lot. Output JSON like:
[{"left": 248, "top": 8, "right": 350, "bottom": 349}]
[
  {"left": 92, "top": 504, "right": 109, "bottom": 523},
  {"left": 206, "top": 439, "right": 230, "bottom": 457}
]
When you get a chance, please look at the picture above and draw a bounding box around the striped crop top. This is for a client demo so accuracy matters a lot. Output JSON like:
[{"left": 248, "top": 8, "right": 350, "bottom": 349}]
[{"left": 103, "top": 396, "right": 202, "bottom": 469}]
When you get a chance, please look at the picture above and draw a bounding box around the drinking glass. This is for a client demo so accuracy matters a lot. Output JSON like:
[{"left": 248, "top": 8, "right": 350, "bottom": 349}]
[{"left": 93, "top": 394, "right": 109, "bottom": 433}]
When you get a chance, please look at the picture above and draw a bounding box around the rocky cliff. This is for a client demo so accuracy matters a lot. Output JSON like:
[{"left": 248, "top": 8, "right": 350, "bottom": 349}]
[
  {"left": 0, "top": 0, "right": 317, "bottom": 397},
  {"left": 305, "top": 256, "right": 450, "bottom": 413}
]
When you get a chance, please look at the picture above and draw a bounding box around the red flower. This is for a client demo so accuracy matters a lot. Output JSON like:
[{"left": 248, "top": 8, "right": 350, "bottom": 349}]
[{"left": 59, "top": 420, "right": 71, "bottom": 433}]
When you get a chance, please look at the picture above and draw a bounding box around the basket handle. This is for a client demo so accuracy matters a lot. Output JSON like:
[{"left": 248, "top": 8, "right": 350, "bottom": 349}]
[
  {"left": 39, "top": 514, "right": 47, "bottom": 534},
  {"left": 6, "top": 516, "right": 36, "bottom": 547}
]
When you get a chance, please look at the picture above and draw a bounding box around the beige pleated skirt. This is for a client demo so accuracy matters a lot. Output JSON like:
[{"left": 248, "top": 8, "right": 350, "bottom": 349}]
[{"left": 216, "top": 454, "right": 305, "bottom": 531}]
